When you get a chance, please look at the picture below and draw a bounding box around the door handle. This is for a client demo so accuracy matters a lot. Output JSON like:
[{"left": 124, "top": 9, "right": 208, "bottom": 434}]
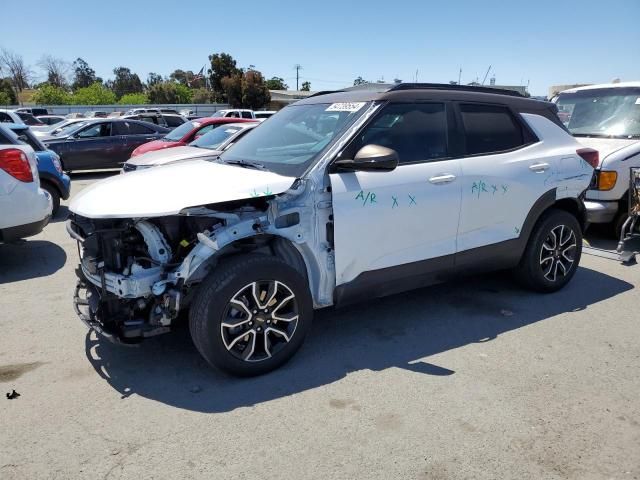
[
  {"left": 529, "top": 163, "right": 550, "bottom": 172},
  {"left": 428, "top": 174, "right": 457, "bottom": 184}
]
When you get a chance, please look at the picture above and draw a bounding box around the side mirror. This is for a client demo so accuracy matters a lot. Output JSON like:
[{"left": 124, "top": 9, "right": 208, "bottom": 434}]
[{"left": 333, "top": 144, "right": 399, "bottom": 172}]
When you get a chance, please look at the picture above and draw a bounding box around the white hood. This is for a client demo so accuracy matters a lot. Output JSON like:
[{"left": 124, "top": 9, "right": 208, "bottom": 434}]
[
  {"left": 574, "top": 137, "right": 637, "bottom": 165},
  {"left": 70, "top": 159, "right": 296, "bottom": 219},
  {"left": 127, "top": 146, "right": 219, "bottom": 168}
]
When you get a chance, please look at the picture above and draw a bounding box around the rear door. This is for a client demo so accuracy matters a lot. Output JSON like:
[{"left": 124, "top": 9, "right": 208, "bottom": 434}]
[
  {"left": 455, "top": 103, "right": 545, "bottom": 252},
  {"left": 329, "top": 102, "right": 462, "bottom": 287},
  {"left": 121, "top": 121, "right": 163, "bottom": 160}
]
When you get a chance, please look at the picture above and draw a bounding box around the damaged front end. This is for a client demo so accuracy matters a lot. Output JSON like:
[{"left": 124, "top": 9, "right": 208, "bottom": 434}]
[
  {"left": 68, "top": 212, "right": 224, "bottom": 343},
  {"left": 68, "top": 181, "right": 334, "bottom": 344}
]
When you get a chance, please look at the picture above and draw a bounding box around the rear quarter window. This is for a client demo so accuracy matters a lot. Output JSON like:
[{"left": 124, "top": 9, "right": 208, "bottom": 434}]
[{"left": 459, "top": 104, "right": 528, "bottom": 155}]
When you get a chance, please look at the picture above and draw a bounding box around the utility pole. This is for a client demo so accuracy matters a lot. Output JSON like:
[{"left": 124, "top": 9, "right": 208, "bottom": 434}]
[
  {"left": 294, "top": 64, "right": 302, "bottom": 90},
  {"left": 458, "top": 68, "right": 462, "bottom": 85}
]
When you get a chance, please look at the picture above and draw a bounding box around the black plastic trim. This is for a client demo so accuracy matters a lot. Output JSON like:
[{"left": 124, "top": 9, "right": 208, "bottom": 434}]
[{"left": 0, "top": 215, "right": 50, "bottom": 243}]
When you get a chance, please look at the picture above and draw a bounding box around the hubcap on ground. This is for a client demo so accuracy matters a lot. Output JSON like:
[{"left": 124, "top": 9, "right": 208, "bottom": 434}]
[
  {"left": 539, "top": 224, "right": 577, "bottom": 282},
  {"left": 220, "top": 280, "right": 299, "bottom": 362}
]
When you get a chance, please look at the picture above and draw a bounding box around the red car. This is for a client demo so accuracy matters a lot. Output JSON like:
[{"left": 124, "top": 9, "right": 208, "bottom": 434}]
[{"left": 130, "top": 117, "right": 256, "bottom": 157}]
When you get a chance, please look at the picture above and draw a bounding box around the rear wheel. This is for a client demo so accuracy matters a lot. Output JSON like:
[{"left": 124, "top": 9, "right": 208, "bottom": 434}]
[
  {"left": 189, "top": 254, "right": 313, "bottom": 376},
  {"left": 515, "top": 209, "right": 582, "bottom": 292},
  {"left": 41, "top": 182, "right": 60, "bottom": 215}
]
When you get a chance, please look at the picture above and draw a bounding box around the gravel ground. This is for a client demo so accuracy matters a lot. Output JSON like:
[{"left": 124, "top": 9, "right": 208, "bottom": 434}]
[{"left": 1, "top": 172, "right": 639, "bottom": 480}]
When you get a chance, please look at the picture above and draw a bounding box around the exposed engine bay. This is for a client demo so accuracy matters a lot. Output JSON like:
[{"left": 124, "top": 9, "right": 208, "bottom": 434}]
[{"left": 68, "top": 184, "right": 335, "bottom": 344}]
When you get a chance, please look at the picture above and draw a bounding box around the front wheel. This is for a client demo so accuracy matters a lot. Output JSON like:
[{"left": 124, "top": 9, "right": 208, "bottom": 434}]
[
  {"left": 41, "top": 183, "right": 60, "bottom": 215},
  {"left": 189, "top": 254, "right": 313, "bottom": 377},
  {"left": 515, "top": 209, "right": 582, "bottom": 292}
]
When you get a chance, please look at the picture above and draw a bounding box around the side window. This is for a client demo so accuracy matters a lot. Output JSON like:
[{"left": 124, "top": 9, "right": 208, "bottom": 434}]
[
  {"left": 241, "top": 111, "right": 253, "bottom": 119},
  {"left": 76, "top": 122, "right": 112, "bottom": 138},
  {"left": 195, "top": 124, "right": 216, "bottom": 137},
  {"left": 459, "top": 104, "right": 525, "bottom": 155},
  {"left": 127, "top": 122, "right": 156, "bottom": 135},
  {"left": 165, "top": 116, "right": 184, "bottom": 127},
  {"left": 0, "top": 112, "right": 12, "bottom": 123},
  {"left": 341, "top": 103, "right": 449, "bottom": 164}
]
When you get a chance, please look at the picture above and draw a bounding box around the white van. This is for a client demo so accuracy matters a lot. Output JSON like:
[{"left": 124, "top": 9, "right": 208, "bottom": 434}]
[{"left": 555, "top": 82, "right": 640, "bottom": 234}]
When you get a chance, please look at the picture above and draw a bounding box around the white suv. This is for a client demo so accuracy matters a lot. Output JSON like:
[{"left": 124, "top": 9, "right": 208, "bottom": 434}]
[
  {"left": 555, "top": 81, "right": 640, "bottom": 234},
  {"left": 0, "top": 144, "right": 52, "bottom": 243},
  {"left": 68, "top": 84, "right": 594, "bottom": 376}
]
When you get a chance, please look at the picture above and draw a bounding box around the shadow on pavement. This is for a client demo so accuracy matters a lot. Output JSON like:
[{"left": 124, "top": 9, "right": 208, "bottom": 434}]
[
  {"left": 0, "top": 240, "right": 67, "bottom": 283},
  {"left": 85, "top": 267, "right": 632, "bottom": 413}
]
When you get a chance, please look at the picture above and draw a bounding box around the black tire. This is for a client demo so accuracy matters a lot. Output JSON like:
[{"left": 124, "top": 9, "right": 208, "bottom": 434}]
[
  {"left": 515, "top": 209, "right": 582, "bottom": 293},
  {"left": 41, "top": 182, "right": 60, "bottom": 215},
  {"left": 189, "top": 254, "right": 313, "bottom": 377}
]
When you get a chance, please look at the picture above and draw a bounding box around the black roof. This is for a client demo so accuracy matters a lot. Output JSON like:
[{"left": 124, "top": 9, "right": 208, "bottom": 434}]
[{"left": 298, "top": 83, "right": 549, "bottom": 110}]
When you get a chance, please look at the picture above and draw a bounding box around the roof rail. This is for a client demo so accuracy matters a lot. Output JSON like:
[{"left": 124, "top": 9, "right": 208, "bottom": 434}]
[
  {"left": 389, "top": 83, "right": 524, "bottom": 97},
  {"left": 307, "top": 90, "right": 340, "bottom": 98}
]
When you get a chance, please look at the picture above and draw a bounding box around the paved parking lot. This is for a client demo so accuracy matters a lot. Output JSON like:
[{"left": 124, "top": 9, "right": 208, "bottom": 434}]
[{"left": 1, "top": 173, "right": 639, "bottom": 479}]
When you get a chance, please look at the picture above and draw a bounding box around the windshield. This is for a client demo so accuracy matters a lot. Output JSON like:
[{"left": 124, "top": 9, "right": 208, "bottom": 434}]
[
  {"left": 164, "top": 120, "right": 199, "bottom": 141},
  {"left": 556, "top": 87, "right": 640, "bottom": 138},
  {"left": 219, "top": 102, "right": 370, "bottom": 176},
  {"left": 190, "top": 125, "right": 242, "bottom": 150},
  {"left": 211, "top": 111, "right": 227, "bottom": 118},
  {"left": 52, "top": 121, "right": 89, "bottom": 136}
]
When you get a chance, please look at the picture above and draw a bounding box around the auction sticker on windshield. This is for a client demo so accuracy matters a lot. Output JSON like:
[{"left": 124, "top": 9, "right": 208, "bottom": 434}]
[{"left": 326, "top": 102, "right": 366, "bottom": 112}]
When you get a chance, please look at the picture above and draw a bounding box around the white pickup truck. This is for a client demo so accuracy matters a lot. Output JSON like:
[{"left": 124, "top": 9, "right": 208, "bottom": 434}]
[{"left": 555, "top": 81, "right": 640, "bottom": 234}]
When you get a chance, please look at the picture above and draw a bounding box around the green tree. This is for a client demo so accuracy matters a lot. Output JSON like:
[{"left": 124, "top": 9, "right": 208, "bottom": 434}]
[
  {"left": 174, "top": 83, "right": 193, "bottom": 103},
  {"left": 0, "top": 78, "right": 17, "bottom": 105},
  {"left": 191, "top": 87, "right": 211, "bottom": 103},
  {"left": 221, "top": 74, "right": 243, "bottom": 107},
  {"left": 147, "top": 81, "right": 192, "bottom": 104},
  {"left": 353, "top": 76, "right": 368, "bottom": 86},
  {"left": 0, "top": 91, "right": 12, "bottom": 106},
  {"left": 146, "top": 72, "right": 163, "bottom": 88},
  {"left": 208, "top": 53, "right": 241, "bottom": 102},
  {"left": 72, "top": 82, "right": 116, "bottom": 105},
  {"left": 301, "top": 81, "right": 311, "bottom": 91},
  {"left": 265, "top": 76, "right": 288, "bottom": 90},
  {"left": 242, "top": 70, "right": 270, "bottom": 109},
  {"left": 118, "top": 92, "right": 148, "bottom": 105},
  {"left": 32, "top": 84, "right": 71, "bottom": 105},
  {"left": 72, "top": 58, "right": 99, "bottom": 90},
  {"left": 109, "top": 67, "right": 143, "bottom": 99}
]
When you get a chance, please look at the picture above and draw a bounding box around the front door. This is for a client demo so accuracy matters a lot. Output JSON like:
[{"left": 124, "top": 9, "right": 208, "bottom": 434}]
[
  {"left": 329, "top": 102, "right": 462, "bottom": 287},
  {"left": 65, "top": 121, "right": 115, "bottom": 170}
]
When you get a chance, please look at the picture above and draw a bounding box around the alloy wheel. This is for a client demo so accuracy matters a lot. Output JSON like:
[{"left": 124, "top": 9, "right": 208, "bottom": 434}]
[
  {"left": 220, "top": 280, "right": 299, "bottom": 362},
  {"left": 539, "top": 224, "right": 577, "bottom": 282}
]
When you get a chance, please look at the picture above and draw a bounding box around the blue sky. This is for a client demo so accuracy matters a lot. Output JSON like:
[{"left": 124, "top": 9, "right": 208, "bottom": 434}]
[{"left": 2, "top": 0, "right": 639, "bottom": 96}]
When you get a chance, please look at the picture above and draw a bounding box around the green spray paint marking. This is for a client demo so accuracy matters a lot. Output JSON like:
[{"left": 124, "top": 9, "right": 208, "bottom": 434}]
[
  {"left": 355, "top": 190, "right": 376, "bottom": 206},
  {"left": 408, "top": 194, "right": 417, "bottom": 206},
  {"left": 471, "top": 180, "right": 488, "bottom": 198},
  {"left": 491, "top": 184, "right": 498, "bottom": 194},
  {"left": 250, "top": 189, "right": 260, "bottom": 198},
  {"left": 392, "top": 196, "right": 399, "bottom": 208},
  {"left": 263, "top": 187, "right": 272, "bottom": 196},
  {"left": 501, "top": 185, "right": 509, "bottom": 194}
]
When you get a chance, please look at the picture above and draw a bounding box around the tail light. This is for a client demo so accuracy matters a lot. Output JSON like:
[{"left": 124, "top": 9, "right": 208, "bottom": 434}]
[
  {"left": 0, "top": 148, "right": 34, "bottom": 182},
  {"left": 577, "top": 148, "right": 599, "bottom": 168}
]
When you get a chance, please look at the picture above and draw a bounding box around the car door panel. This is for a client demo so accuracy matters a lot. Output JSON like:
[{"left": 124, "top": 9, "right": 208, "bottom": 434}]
[
  {"left": 327, "top": 100, "right": 461, "bottom": 288},
  {"left": 455, "top": 104, "right": 553, "bottom": 252},
  {"left": 330, "top": 159, "right": 462, "bottom": 286}
]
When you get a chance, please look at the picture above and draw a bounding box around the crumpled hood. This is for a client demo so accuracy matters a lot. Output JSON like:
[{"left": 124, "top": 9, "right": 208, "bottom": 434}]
[
  {"left": 70, "top": 159, "right": 296, "bottom": 219},
  {"left": 126, "top": 146, "right": 218, "bottom": 167},
  {"left": 574, "top": 137, "right": 638, "bottom": 165}
]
